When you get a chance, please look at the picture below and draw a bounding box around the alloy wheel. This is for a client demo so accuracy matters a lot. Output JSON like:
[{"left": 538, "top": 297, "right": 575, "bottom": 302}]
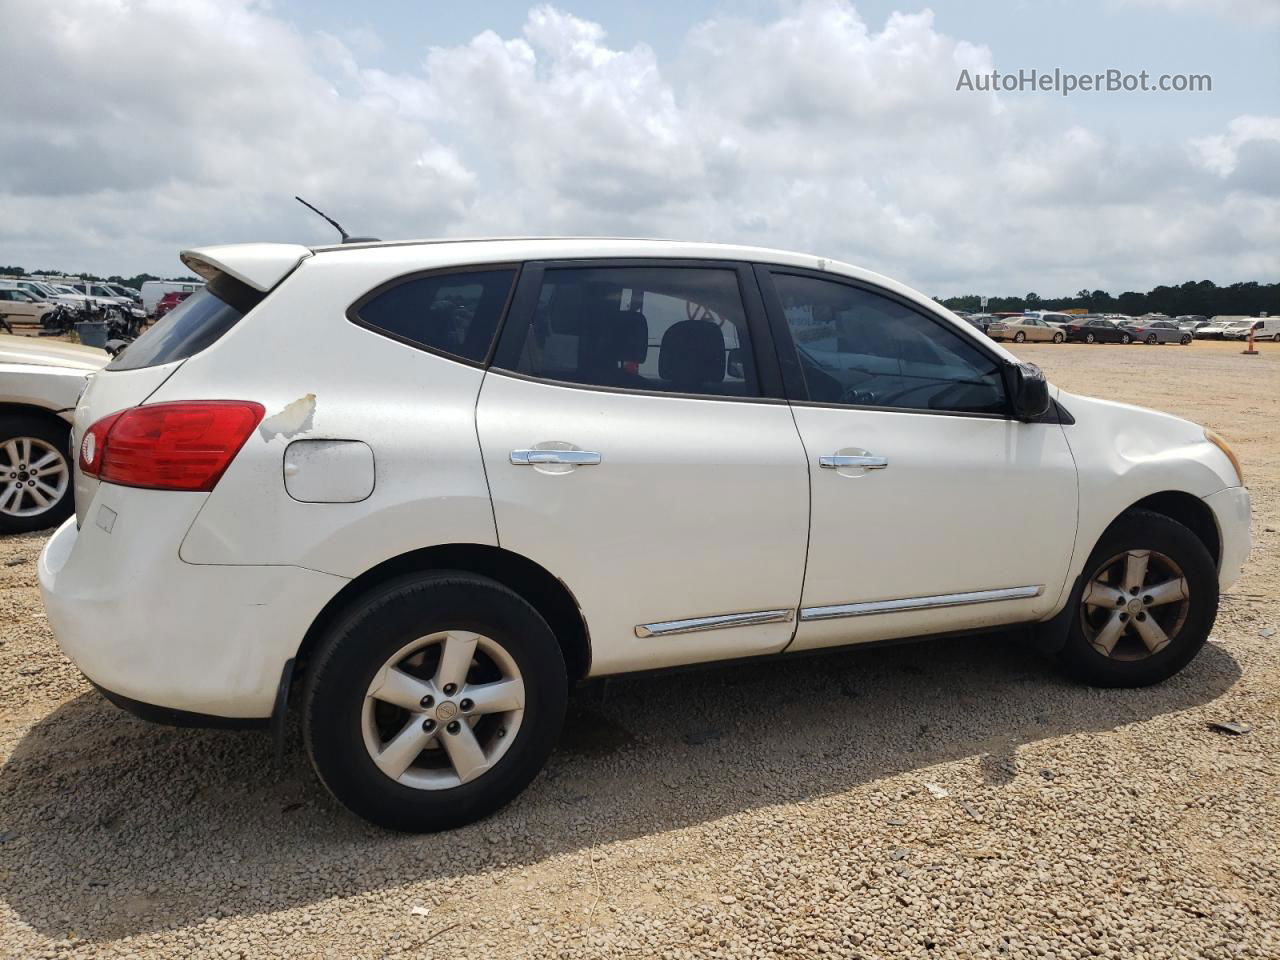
[
  {"left": 361, "top": 630, "right": 526, "bottom": 790},
  {"left": 1080, "top": 549, "right": 1190, "bottom": 661},
  {"left": 0, "top": 437, "right": 69, "bottom": 519}
]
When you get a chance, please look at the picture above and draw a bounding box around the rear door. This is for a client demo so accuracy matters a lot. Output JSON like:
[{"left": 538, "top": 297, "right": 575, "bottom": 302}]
[
  {"left": 476, "top": 260, "right": 810, "bottom": 677},
  {"left": 756, "top": 266, "right": 1079, "bottom": 651}
]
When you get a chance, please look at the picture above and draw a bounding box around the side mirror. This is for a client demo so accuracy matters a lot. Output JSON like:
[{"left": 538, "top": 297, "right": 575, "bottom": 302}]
[{"left": 1004, "top": 361, "right": 1051, "bottom": 421}]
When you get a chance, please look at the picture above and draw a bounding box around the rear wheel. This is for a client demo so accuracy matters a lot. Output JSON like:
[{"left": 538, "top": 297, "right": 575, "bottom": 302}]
[
  {"left": 1273, "top": 332, "right": 1280, "bottom": 342},
  {"left": 1055, "top": 510, "right": 1217, "bottom": 687},
  {"left": 1052, "top": 332, "right": 1064, "bottom": 343},
  {"left": 1145, "top": 333, "right": 1158, "bottom": 344},
  {"left": 0, "top": 415, "right": 73, "bottom": 535},
  {"left": 304, "top": 572, "right": 568, "bottom": 831},
  {"left": 1085, "top": 333, "right": 1096, "bottom": 344},
  {"left": 1013, "top": 331, "right": 1026, "bottom": 343},
  {"left": 1180, "top": 334, "right": 1192, "bottom": 345}
]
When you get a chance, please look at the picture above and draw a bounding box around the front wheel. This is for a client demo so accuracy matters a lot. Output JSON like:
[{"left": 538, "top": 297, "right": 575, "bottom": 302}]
[
  {"left": 1121, "top": 334, "right": 1132, "bottom": 344},
  {"left": 1013, "top": 331, "right": 1026, "bottom": 343},
  {"left": 1052, "top": 332, "right": 1064, "bottom": 343},
  {"left": 1054, "top": 510, "right": 1218, "bottom": 687},
  {"left": 304, "top": 572, "right": 568, "bottom": 831},
  {"left": 0, "top": 415, "right": 74, "bottom": 535}
]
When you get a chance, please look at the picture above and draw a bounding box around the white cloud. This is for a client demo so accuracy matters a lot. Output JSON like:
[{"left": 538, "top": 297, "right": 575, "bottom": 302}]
[{"left": 0, "top": 0, "right": 1275, "bottom": 295}]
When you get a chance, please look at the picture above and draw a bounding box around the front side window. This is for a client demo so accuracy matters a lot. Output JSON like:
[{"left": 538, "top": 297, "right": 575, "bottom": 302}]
[
  {"left": 351, "top": 268, "right": 515, "bottom": 364},
  {"left": 771, "top": 273, "right": 1007, "bottom": 414},
  {"left": 502, "top": 266, "right": 757, "bottom": 398}
]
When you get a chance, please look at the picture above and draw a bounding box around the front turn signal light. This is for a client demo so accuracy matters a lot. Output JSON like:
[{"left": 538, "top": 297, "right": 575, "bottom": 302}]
[{"left": 1205, "top": 428, "right": 1243, "bottom": 486}]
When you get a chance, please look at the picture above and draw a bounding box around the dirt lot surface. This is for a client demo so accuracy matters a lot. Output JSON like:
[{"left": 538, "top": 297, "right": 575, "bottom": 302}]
[{"left": 1, "top": 339, "right": 1276, "bottom": 959}]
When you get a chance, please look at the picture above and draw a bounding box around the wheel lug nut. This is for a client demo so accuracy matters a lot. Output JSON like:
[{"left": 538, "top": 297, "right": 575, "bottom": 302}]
[
  {"left": 1119, "top": 613, "right": 1129, "bottom": 622},
  {"left": 459, "top": 698, "right": 474, "bottom": 712},
  {"left": 442, "top": 683, "right": 458, "bottom": 696},
  {"left": 1136, "top": 612, "right": 1147, "bottom": 621},
  {"left": 422, "top": 718, "right": 436, "bottom": 733},
  {"left": 446, "top": 720, "right": 461, "bottom": 734},
  {"left": 1129, "top": 587, "right": 1139, "bottom": 595},
  {"left": 1142, "top": 595, "right": 1152, "bottom": 605},
  {"left": 419, "top": 694, "right": 434, "bottom": 708},
  {"left": 496, "top": 727, "right": 506, "bottom": 739}
]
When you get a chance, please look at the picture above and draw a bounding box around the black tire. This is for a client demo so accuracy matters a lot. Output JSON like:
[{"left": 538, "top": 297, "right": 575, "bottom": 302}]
[
  {"left": 304, "top": 572, "right": 568, "bottom": 832},
  {"left": 1054, "top": 510, "right": 1218, "bottom": 688},
  {"left": 1180, "top": 335, "right": 1192, "bottom": 345},
  {"left": 1013, "top": 331, "right": 1026, "bottom": 343},
  {"left": 1085, "top": 333, "right": 1096, "bottom": 344},
  {"left": 1121, "top": 334, "right": 1132, "bottom": 344},
  {"left": 1145, "top": 334, "right": 1157, "bottom": 345},
  {"left": 1052, "top": 332, "right": 1064, "bottom": 343},
  {"left": 0, "top": 413, "right": 74, "bottom": 535}
]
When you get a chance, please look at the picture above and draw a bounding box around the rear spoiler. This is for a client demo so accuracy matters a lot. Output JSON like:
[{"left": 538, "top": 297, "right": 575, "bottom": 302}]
[{"left": 179, "top": 243, "right": 312, "bottom": 293}]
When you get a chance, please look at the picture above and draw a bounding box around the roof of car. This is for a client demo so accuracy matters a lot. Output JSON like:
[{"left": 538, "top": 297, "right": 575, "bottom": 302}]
[{"left": 180, "top": 237, "right": 932, "bottom": 313}]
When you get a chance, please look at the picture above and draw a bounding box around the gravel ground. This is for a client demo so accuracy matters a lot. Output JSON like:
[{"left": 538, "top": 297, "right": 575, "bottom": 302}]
[{"left": 1, "top": 339, "right": 1276, "bottom": 959}]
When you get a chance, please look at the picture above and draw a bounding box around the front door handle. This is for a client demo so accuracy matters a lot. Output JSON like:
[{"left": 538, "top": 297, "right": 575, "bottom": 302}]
[
  {"left": 819, "top": 454, "right": 888, "bottom": 470},
  {"left": 510, "top": 449, "right": 602, "bottom": 466}
]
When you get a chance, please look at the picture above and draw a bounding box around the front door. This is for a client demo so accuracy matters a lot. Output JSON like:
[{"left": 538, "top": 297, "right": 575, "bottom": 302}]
[
  {"left": 756, "top": 267, "right": 1079, "bottom": 651},
  {"left": 476, "top": 260, "right": 810, "bottom": 676}
]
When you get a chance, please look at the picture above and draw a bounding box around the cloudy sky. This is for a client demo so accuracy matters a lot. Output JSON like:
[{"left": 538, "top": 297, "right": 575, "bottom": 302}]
[{"left": 0, "top": 0, "right": 1276, "bottom": 297}]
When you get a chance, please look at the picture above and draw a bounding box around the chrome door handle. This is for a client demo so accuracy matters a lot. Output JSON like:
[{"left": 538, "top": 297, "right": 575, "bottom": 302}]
[
  {"left": 510, "top": 449, "right": 602, "bottom": 466},
  {"left": 819, "top": 454, "right": 888, "bottom": 470}
]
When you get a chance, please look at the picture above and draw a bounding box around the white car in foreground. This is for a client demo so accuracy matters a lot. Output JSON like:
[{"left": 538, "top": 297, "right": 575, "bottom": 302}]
[{"left": 38, "top": 238, "right": 1251, "bottom": 831}]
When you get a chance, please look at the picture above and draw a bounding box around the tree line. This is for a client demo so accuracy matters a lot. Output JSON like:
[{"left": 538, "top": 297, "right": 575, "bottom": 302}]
[{"left": 937, "top": 280, "right": 1276, "bottom": 317}]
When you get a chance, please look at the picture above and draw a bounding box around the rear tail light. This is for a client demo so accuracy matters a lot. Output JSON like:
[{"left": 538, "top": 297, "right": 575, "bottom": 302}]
[{"left": 78, "top": 401, "right": 265, "bottom": 491}]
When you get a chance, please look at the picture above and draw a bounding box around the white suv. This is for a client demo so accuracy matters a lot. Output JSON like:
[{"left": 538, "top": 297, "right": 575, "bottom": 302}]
[{"left": 38, "top": 238, "right": 1251, "bottom": 831}]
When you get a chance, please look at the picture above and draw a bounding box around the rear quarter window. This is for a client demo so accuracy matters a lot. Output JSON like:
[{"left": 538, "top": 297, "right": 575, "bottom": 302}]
[
  {"left": 107, "top": 273, "right": 261, "bottom": 371},
  {"left": 349, "top": 267, "right": 517, "bottom": 364}
]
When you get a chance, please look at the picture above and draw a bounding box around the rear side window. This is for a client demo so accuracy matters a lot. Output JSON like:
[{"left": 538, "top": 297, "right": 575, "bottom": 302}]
[
  {"left": 497, "top": 265, "right": 758, "bottom": 398},
  {"left": 107, "top": 274, "right": 260, "bottom": 371},
  {"left": 350, "top": 268, "right": 516, "bottom": 364}
]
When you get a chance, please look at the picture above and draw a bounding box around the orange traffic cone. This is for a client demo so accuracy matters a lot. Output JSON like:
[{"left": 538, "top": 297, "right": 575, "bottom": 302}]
[{"left": 1242, "top": 325, "right": 1259, "bottom": 356}]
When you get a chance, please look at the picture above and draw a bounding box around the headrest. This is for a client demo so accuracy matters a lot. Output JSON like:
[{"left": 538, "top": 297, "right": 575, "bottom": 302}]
[{"left": 659, "top": 319, "right": 724, "bottom": 386}]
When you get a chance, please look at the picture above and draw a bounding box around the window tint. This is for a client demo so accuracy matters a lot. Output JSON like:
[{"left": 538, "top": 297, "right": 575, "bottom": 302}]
[
  {"left": 771, "top": 274, "right": 1007, "bottom": 414},
  {"left": 108, "top": 274, "right": 261, "bottom": 371},
  {"left": 502, "top": 266, "right": 757, "bottom": 397},
  {"left": 353, "top": 269, "right": 515, "bottom": 363}
]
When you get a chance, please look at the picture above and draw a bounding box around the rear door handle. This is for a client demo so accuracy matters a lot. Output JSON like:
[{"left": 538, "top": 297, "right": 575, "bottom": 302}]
[
  {"left": 819, "top": 454, "right": 888, "bottom": 470},
  {"left": 510, "top": 449, "right": 602, "bottom": 466}
]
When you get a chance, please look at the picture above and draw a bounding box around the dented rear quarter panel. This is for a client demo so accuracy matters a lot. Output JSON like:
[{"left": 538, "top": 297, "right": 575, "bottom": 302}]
[{"left": 150, "top": 253, "right": 500, "bottom": 575}]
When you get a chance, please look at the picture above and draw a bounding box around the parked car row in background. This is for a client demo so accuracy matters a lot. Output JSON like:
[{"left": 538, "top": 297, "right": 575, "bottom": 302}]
[{"left": 954, "top": 310, "right": 1275, "bottom": 345}]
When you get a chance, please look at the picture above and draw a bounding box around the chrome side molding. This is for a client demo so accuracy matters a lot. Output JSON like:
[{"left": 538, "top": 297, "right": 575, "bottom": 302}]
[
  {"left": 799, "top": 585, "right": 1043, "bottom": 622},
  {"left": 635, "top": 608, "right": 795, "bottom": 639}
]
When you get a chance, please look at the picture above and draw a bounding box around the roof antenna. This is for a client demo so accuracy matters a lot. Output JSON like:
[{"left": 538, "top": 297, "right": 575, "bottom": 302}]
[{"left": 294, "top": 196, "right": 379, "bottom": 244}]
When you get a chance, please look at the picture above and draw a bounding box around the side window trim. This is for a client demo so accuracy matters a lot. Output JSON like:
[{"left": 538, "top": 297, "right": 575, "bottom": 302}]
[
  {"left": 490, "top": 258, "right": 787, "bottom": 402},
  {"left": 345, "top": 261, "right": 523, "bottom": 368},
  {"left": 754, "top": 263, "right": 1015, "bottom": 419}
]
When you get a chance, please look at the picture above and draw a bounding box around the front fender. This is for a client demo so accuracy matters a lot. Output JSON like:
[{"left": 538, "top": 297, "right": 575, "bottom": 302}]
[{"left": 1057, "top": 390, "right": 1238, "bottom": 600}]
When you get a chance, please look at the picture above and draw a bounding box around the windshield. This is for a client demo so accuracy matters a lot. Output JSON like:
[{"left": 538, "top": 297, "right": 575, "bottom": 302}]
[{"left": 107, "top": 273, "right": 263, "bottom": 370}]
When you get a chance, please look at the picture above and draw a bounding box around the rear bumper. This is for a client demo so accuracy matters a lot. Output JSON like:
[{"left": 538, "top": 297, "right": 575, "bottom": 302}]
[
  {"left": 38, "top": 492, "right": 348, "bottom": 719},
  {"left": 1203, "top": 485, "right": 1251, "bottom": 592}
]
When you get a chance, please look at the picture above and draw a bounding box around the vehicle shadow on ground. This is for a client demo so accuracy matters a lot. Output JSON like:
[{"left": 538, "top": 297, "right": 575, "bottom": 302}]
[{"left": 0, "top": 634, "right": 1241, "bottom": 941}]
